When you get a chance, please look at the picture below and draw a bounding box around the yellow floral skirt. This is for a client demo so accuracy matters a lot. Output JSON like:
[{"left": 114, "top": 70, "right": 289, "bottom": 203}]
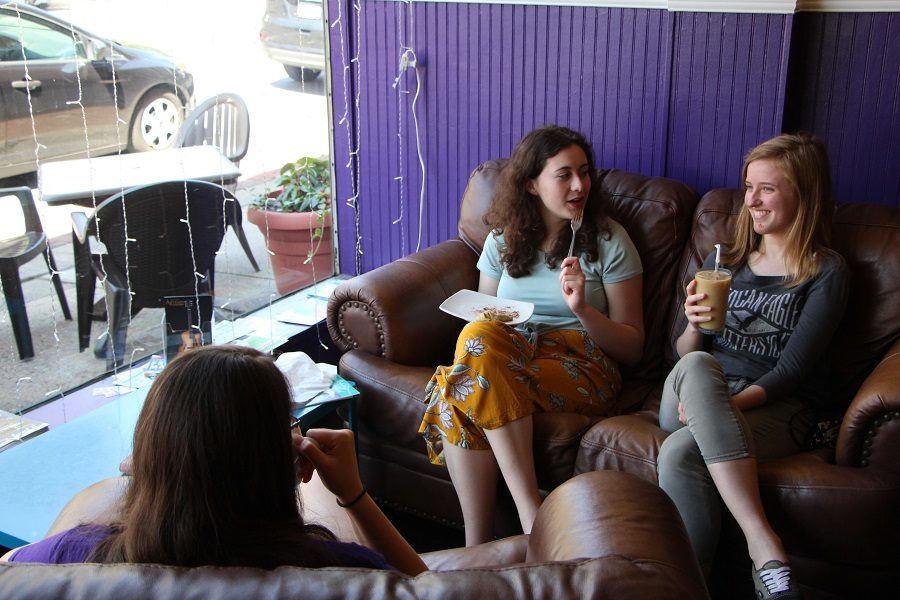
[{"left": 418, "top": 320, "right": 622, "bottom": 465}]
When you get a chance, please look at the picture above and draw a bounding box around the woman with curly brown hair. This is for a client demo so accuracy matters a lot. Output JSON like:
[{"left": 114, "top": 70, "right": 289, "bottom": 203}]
[{"left": 419, "top": 125, "right": 645, "bottom": 545}]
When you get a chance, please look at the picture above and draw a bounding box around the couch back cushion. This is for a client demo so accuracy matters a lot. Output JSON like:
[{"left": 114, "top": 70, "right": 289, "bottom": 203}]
[
  {"left": 458, "top": 159, "right": 505, "bottom": 253},
  {"left": 598, "top": 170, "right": 700, "bottom": 397},
  {"left": 674, "top": 190, "right": 900, "bottom": 407},
  {"left": 830, "top": 203, "right": 900, "bottom": 401},
  {"left": 457, "top": 161, "right": 700, "bottom": 406},
  {"left": 0, "top": 556, "right": 704, "bottom": 600},
  {"left": 670, "top": 189, "right": 741, "bottom": 363}
]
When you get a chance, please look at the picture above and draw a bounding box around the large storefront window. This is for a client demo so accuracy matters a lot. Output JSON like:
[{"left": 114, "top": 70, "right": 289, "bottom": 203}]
[{"left": 0, "top": 0, "right": 333, "bottom": 418}]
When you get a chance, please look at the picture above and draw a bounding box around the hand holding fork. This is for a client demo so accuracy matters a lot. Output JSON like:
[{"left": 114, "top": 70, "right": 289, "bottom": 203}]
[{"left": 566, "top": 211, "right": 583, "bottom": 257}]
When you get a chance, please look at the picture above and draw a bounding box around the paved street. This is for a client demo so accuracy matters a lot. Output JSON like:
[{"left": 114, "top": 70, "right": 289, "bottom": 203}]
[{"left": 1, "top": 0, "right": 332, "bottom": 414}]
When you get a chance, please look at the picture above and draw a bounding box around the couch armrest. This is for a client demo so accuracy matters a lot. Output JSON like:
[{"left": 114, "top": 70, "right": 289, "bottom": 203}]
[
  {"left": 423, "top": 471, "right": 708, "bottom": 596},
  {"left": 527, "top": 471, "right": 702, "bottom": 570},
  {"left": 836, "top": 337, "right": 900, "bottom": 470},
  {"left": 327, "top": 239, "right": 478, "bottom": 367},
  {"left": 573, "top": 412, "right": 666, "bottom": 484},
  {"left": 421, "top": 535, "right": 528, "bottom": 570},
  {"left": 758, "top": 450, "right": 900, "bottom": 566}
]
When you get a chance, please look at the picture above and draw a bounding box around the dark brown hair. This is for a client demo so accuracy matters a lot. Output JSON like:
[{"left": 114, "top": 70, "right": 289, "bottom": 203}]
[
  {"left": 722, "top": 132, "right": 837, "bottom": 287},
  {"left": 485, "top": 125, "right": 610, "bottom": 277},
  {"left": 89, "top": 345, "right": 337, "bottom": 568}
]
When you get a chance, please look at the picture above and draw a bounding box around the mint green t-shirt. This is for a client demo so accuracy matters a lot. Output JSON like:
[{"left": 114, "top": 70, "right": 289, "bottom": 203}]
[{"left": 476, "top": 218, "right": 642, "bottom": 335}]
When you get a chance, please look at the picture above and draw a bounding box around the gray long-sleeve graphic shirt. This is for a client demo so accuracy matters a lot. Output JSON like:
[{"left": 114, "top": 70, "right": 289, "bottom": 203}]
[{"left": 706, "top": 251, "right": 850, "bottom": 406}]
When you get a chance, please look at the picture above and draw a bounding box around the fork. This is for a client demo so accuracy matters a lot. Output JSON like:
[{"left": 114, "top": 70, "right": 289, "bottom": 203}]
[{"left": 566, "top": 211, "right": 583, "bottom": 257}]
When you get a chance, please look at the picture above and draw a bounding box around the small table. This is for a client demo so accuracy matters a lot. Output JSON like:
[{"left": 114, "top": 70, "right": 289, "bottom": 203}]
[
  {"left": 292, "top": 375, "right": 360, "bottom": 449},
  {"left": 38, "top": 145, "right": 241, "bottom": 207}
]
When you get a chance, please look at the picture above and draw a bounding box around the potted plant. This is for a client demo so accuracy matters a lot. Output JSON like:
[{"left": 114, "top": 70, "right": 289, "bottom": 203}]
[{"left": 247, "top": 156, "right": 334, "bottom": 295}]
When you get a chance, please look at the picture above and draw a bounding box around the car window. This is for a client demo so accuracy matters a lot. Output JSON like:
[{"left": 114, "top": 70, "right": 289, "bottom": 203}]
[{"left": 0, "top": 13, "right": 86, "bottom": 62}]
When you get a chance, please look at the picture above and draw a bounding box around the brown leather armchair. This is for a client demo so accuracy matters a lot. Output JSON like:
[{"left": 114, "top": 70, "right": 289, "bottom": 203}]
[
  {"left": 327, "top": 160, "right": 900, "bottom": 597},
  {"left": 0, "top": 471, "right": 709, "bottom": 599},
  {"left": 575, "top": 190, "right": 900, "bottom": 597},
  {"left": 327, "top": 160, "right": 701, "bottom": 531}
]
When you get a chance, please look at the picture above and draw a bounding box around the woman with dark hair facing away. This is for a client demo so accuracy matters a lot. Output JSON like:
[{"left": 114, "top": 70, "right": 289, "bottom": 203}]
[
  {"left": 419, "top": 125, "right": 645, "bottom": 545},
  {"left": 2, "top": 345, "right": 427, "bottom": 576},
  {"left": 659, "top": 133, "right": 848, "bottom": 599}
]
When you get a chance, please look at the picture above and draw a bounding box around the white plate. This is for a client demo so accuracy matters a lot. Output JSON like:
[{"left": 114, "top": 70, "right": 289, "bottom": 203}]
[{"left": 439, "top": 289, "right": 534, "bottom": 325}]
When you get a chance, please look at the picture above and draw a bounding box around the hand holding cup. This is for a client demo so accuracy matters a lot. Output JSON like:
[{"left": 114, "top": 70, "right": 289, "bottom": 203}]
[{"left": 693, "top": 268, "right": 732, "bottom": 333}]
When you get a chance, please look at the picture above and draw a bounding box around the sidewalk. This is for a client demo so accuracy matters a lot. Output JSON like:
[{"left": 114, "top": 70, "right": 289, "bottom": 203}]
[{"left": 0, "top": 173, "right": 312, "bottom": 415}]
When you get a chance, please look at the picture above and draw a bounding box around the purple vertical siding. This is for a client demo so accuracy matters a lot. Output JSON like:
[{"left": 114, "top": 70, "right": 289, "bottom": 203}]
[
  {"left": 328, "top": 3, "right": 898, "bottom": 276},
  {"left": 666, "top": 12, "right": 792, "bottom": 193},
  {"left": 329, "top": 1, "right": 673, "bottom": 274},
  {"left": 787, "top": 12, "right": 900, "bottom": 206}
]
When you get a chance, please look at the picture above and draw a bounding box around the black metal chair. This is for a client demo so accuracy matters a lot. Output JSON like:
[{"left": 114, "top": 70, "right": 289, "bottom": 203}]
[
  {"left": 71, "top": 180, "right": 237, "bottom": 367},
  {"left": 0, "top": 187, "right": 71, "bottom": 360},
  {"left": 176, "top": 93, "right": 259, "bottom": 272}
]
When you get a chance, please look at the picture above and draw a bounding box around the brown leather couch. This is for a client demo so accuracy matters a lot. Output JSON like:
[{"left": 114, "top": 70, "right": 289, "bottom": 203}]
[
  {"left": 327, "top": 160, "right": 900, "bottom": 598},
  {"left": 0, "top": 471, "right": 708, "bottom": 599},
  {"left": 575, "top": 189, "right": 900, "bottom": 597}
]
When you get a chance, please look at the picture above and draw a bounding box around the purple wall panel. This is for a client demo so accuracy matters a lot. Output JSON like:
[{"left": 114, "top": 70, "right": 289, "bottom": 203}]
[
  {"left": 787, "top": 12, "right": 900, "bottom": 206},
  {"left": 329, "top": 3, "right": 897, "bottom": 276},
  {"left": 667, "top": 12, "right": 792, "bottom": 193},
  {"left": 329, "top": 1, "right": 674, "bottom": 274}
]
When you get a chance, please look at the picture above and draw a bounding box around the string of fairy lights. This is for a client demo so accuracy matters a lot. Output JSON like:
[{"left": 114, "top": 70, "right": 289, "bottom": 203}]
[
  {"left": 5, "top": 2, "right": 68, "bottom": 421},
  {"left": 333, "top": 0, "right": 364, "bottom": 274},
  {"left": 1, "top": 0, "right": 429, "bottom": 423},
  {"left": 390, "top": 0, "right": 427, "bottom": 256}
]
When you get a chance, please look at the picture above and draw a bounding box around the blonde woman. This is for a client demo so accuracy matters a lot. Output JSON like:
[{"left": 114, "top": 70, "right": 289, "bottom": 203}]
[
  {"left": 660, "top": 133, "right": 849, "bottom": 598},
  {"left": 419, "top": 125, "right": 644, "bottom": 546}
]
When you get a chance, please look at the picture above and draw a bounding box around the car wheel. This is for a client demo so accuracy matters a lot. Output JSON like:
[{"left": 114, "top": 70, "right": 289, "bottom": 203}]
[
  {"left": 284, "top": 65, "right": 321, "bottom": 83},
  {"left": 128, "top": 91, "right": 184, "bottom": 152}
]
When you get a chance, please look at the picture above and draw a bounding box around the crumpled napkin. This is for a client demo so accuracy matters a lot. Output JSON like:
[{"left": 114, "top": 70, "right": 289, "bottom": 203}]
[{"left": 275, "top": 351, "right": 337, "bottom": 404}]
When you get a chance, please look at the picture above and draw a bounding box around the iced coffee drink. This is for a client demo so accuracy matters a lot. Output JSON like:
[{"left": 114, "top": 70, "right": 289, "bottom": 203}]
[{"left": 695, "top": 269, "right": 732, "bottom": 334}]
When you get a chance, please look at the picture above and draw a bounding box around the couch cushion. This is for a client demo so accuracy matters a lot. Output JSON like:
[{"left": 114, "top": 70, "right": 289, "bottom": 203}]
[
  {"left": 532, "top": 413, "right": 594, "bottom": 489},
  {"left": 575, "top": 411, "right": 666, "bottom": 484},
  {"left": 0, "top": 554, "right": 703, "bottom": 600},
  {"left": 829, "top": 203, "right": 900, "bottom": 404},
  {"left": 599, "top": 169, "right": 700, "bottom": 389},
  {"left": 758, "top": 450, "right": 900, "bottom": 568},
  {"left": 340, "top": 351, "right": 593, "bottom": 492}
]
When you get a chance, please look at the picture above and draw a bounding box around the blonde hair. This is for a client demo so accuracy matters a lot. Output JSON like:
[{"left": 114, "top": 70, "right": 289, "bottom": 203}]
[{"left": 722, "top": 132, "right": 836, "bottom": 287}]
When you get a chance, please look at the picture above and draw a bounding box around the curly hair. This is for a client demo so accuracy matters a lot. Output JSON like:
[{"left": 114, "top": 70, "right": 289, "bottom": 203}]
[
  {"left": 722, "top": 132, "right": 837, "bottom": 287},
  {"left": 484, "top": 125, "right": 610, "bottom": 277}
]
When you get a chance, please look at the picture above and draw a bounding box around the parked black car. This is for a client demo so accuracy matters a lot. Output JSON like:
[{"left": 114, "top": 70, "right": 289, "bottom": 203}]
[
  {"left": 259, "top": 0, "right": 325, "bottom": 83},
  {"left": 0, "top": 3, "right": 194, "bottom": 179}
]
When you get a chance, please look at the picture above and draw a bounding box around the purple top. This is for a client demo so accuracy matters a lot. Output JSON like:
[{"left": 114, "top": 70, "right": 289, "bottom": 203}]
[
  {"left": 9, "top": 525, "right": 392, "bottom": 570},
  {"left": 9, "top": 525, "right": 112, "bottom": 564}
]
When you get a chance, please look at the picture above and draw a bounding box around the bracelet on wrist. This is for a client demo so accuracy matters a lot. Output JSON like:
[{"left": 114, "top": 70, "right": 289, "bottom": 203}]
[{"left": 336, "top": 487, "right": 367, "bottom": 508}]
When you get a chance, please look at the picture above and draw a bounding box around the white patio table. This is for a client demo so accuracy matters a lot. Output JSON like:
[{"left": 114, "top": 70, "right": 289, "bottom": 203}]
[{"left": 38, "top": 145, "right": 240, "bottom": 207}]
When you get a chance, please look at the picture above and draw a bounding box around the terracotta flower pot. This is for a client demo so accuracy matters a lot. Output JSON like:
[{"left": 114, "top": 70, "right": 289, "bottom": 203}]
[{"left": 247, "top": 206, "right": 334, "bottom": 295}]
